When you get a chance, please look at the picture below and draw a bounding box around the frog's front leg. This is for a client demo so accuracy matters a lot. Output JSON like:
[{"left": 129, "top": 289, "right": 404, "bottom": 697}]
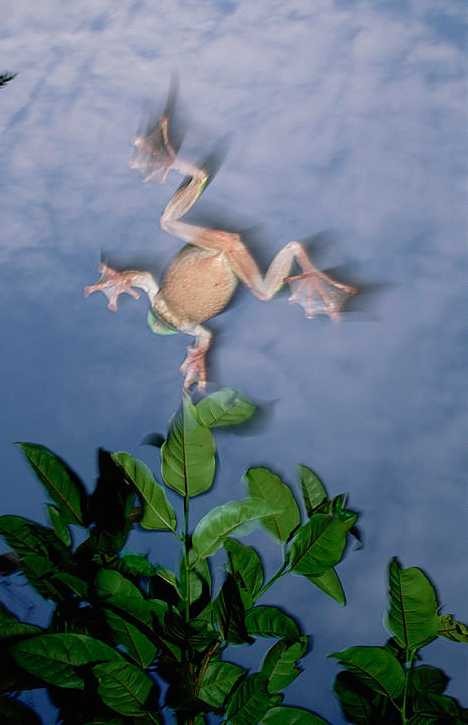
[
  {"left": 179, "top": 325, "right": 212, "bottom": 390},
  {"left": 84, "top": 263, "right": 159, "bottom": 311}
]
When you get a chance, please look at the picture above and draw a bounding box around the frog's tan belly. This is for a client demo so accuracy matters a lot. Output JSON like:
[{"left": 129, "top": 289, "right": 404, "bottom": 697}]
[{"left": 156, "top": 246, "right": 238, "bottom": 325}]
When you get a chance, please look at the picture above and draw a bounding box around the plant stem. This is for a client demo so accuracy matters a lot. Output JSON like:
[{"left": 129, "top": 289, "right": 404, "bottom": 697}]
[
  {"left": 182, "top": 487, "right": 194, "bottom": 725},
  {"left": 183, "top": 487, "right": 190, "bottom": 624},
  {"left": 401, "top": 650, "right": 415, "bottom": 724},
  {"left": 256, "top": 561, "right": 289, "bottom": 599}
]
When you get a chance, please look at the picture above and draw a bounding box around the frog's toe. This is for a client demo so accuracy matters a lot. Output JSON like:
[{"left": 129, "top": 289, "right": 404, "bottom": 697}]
[{"left": 286, "top": 271, "right": 357, "bottom": 321}]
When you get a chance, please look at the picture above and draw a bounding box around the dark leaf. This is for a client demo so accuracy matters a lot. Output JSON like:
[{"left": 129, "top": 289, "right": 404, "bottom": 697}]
[
  {"left": 413, "top": 692, "right": 461, "bottom": 719},
  {"left": 0, "top": 602, "right": 41, "bottom": 640},
  {"left": 213, "top": 573, "right": 252, "bottom": 644},
  {"left": 330, "top": 645, "right": 405, "bottom": 700},
  {"left": 0, "top": 515, "right": 69, "bottom": 562},
  {"left": 87, "top": 449, "right": 136, "bottom": 554},
  {"left": 11, "top": 633, "right": 120, "bottom": 689},
  {"left": 0, "top": 696, "right": 41, "bottom": 724},
  {"left": 333, "top": 671, "right": 389, "bottom": 725},
  {"left": 103, "top": 608, "right": 157, "bottom": 668},
  {"left": 95, "top": 569, "right": 152, "bottom": 625},
  {"left": 225, "top": 673, "right": 282, "bottom": 725},
  {"left": 93, "top": 660, "right": 157, "bottom": 717},
  {"left": 198, "top": 659, "right": 245, "bottom": 708},
  {"left": 18, "top": 443, "right": 86, "bottom": 525},
  {"left": 261, "top": 636, "right": 309, "bottom": 692},
  {"left": 245, "top": 605, "right": 301, "bottom": 640},
  {"left": 260, "top": 706, "right": 330, "bottom": 724},
  {"left": 225, "top": 537, "right": 264, "bottom": 607},
  {"left": 411, "top": 665, "right": 449, "bottom": 695},
  {"left": 438, "top": 614, "right": 468, "bottom": 643}
]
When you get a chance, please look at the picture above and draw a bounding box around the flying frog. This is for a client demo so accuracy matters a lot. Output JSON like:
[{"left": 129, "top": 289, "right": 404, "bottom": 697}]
[{"left": 85, "top": 104, "right": 358, "bottom": 390}]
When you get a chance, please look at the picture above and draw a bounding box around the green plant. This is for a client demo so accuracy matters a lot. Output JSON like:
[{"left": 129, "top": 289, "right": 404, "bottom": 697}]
[
  {"left": 0, "top": 389, "right": 360, "bottom": 724},
  {"left": 2, "top": 389, "right": 467, "bottom": 723},
  {"left": 332, "top": 557, "right": 468, "bottom": 724}
]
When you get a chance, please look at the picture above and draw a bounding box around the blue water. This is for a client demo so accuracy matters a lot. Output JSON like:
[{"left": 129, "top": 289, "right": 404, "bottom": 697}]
[{"left": 1, "top": 2, "right": 467, "bottom": 722}]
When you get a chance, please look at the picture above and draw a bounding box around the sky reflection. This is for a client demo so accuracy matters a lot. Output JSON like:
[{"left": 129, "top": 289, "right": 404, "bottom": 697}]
[{"left": 1, "top": 1, "right": 467, "bottom": 721}]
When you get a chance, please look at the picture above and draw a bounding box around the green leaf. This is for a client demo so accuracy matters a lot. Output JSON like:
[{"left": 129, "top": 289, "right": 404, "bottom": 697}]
[
  {"left": 413, "top": 692, "right": 461, "bottom": 719},
  {"left": 411, "top": 665, "right": 449, "bottom": 695},
  {"left": 95, "top": 569, "right": 151, "bottom": 625},
  {"left": 93, "top": 660, "right": 156, "bottom": 717},
  {"left": 180, "top": 549, "right": 211, "bottom": 609},
  {"left": 225, "top": 537, "right": 264, "bottom": 607},
  {"left": 148, "top": 598, "right": 169, "bottom": 627},
  {"left": 298, "top": 465, "right": 328, "bottom": 516},
  {"left": 303, "top": 567, "right": 346, "bottom": 605},
  {"left": 19, "top": 553, "right": 65, "bottom": 600},
  {"left": 287, "top": 513, "right": 355, "bottom": 577},
  {"left": 120, "top": 553, "right": 159, "bottom": 577},
  {"left": 18, "top": 443, "right": 85, "bottom": 524},
  {"left": 52, "top": 572, "right": 89, "bottom": 598},
  {"left": 46, "top": 504, "right": 72, "bottom": 546},
  {"left": 87, "top": 449, "right": 135, "bottom": 554},
  {"left": 260, "top": 706, "right": 329, "bottom": 724},
  {"left": 330, "top": 646, "right": 405, "bottom": 700},
  {"left": 245, "top": 605, "right": 301, "bottom": 639},
  {"left": 103, "top": 609, "right": 157, "bottom": 668},
  {"left": 198, "top": 659, "right": 245, "bottom": 708},
  {"left": 112, "top": 452, "right": 177, "bottom": 531},
  {"left": 11, "top": 633, "right": 120, "bottom": 689},
  {"left": 0, "top": 696, "right": 42, "bottom": 724},
  {"left": 225, "top": 673, "right": 282, "bottom": 725},
  {"left": 438, "top": 614, "right": 468, "bottom": 643},
  {"left": 195, "top": 388, "right": 256, "bottom": 427},
  {"left": 386, "top": 558, "right": 440, "bottom": 651},
  {"left": 192, "top": 498, "right": 284, "bottom": 559},
  {"left": 333, "top": 671, "right": 375, "bottom": 725},
  {"left": 244, "top": 467, "right": 300, "bottom": 542},
  {"left": 161, "top": 395, "right": 216, "bottom": 497},
  {"left": 0, "top": 515, "right": 67, "bottom": 560},
  {"left": 213, "top": 573, "right": 252, "bottom": 644},
  {"left": 261, "top": 636, "right": 308, "bottom": 692},
  {"left": 0, "top": 602, "right": 42, "bottom": 639}
]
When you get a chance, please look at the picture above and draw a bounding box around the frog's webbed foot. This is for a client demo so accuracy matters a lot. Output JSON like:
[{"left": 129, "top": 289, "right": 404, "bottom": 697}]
[
  {"left": 286, "top": 270, "right": 358, "bottom": 320},
  {"left": 129, "top": 115, "right": 177, "bottom": 183},
  {"left": 180, "top": 346, "right": 208, "bottom": 391},
  {"left": 84, "top": 263, "right": 141, "bottom": 312}
]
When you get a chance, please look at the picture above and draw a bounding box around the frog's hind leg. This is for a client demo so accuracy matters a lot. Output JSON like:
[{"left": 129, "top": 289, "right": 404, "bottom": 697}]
[
  {"left": 159, "top": 223, "right": 358, "bottom": 321},
  {"left": 179, "top": 324, "right": 212, "bottom": 390}
]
